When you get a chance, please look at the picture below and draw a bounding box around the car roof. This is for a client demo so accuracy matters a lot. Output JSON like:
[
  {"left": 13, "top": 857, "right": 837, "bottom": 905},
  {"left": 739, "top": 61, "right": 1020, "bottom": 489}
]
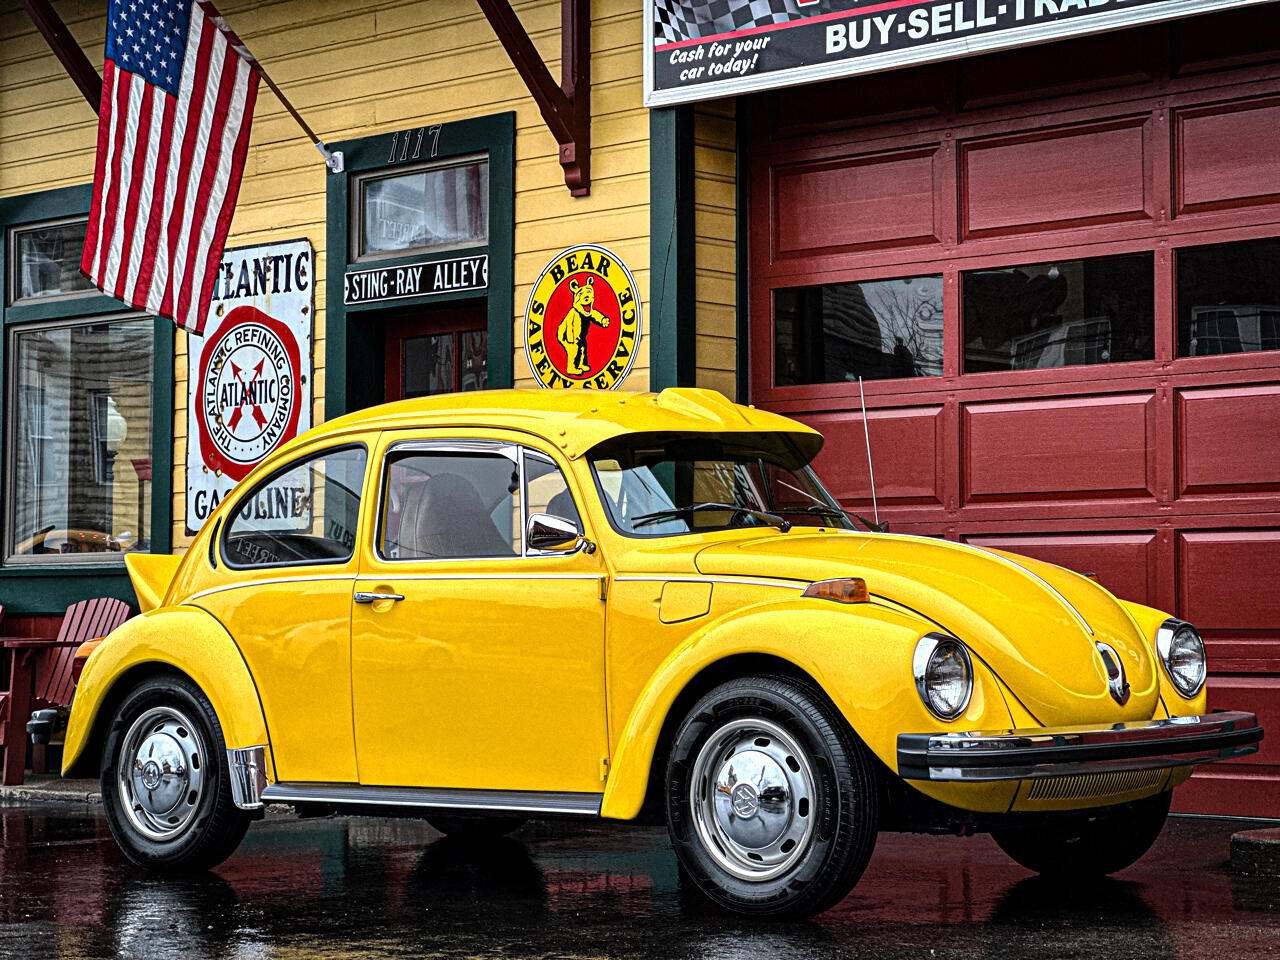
[{"left": 292, "top": 387, "right": 823, "bottom": 461}]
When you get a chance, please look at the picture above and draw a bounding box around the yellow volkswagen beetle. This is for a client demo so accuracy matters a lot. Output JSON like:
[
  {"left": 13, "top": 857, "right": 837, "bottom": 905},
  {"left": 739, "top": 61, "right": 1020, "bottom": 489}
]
[{"left": 57, "top": 388, "right": 1262, "bottom": 918}]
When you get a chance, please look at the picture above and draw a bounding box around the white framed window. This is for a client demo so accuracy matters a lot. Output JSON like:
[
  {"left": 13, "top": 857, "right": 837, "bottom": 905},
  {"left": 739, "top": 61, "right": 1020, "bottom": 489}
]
[
  {"left": 352, "top": 154, "right": 489, "bottom": 262},
  {"left": 7, "top": 216, "right": 96, "bottom": 306}
]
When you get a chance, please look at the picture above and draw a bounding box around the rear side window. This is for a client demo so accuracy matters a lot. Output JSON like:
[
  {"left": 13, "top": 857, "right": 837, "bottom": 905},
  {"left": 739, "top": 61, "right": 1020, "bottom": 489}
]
[{"left": 223, "top": 446, "right": 367, "bottom": 568}]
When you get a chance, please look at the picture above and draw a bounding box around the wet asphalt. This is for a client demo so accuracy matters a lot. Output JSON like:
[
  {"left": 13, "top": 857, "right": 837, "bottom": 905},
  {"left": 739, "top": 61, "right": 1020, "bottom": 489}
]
[{"left": 0, "top": 802, "right": 1277, "bottom": 959}]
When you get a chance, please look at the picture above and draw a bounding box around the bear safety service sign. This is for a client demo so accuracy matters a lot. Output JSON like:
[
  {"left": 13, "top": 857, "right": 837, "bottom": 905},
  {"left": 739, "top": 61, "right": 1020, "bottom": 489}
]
[
  {"left": 186, "top": 239, "right": 314, "bottom": 532},
  {"left": 523, "top": 244, "right": 642, "bottom": 390}
]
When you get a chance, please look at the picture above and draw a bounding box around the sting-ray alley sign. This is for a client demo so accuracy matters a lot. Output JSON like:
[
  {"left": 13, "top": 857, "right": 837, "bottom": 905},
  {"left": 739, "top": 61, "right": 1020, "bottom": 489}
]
[{"left": 186, "top": 239, "right": 314, "bottom": 532}]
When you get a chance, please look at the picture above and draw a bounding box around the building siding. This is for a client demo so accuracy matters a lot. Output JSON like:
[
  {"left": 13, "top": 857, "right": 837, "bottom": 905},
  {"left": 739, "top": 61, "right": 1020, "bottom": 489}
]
[
  {"left": 692, "top": 100, "right": 736, "bottom": 399},
  {"left": 0, "top": 0, "right": 650, "bottom": 552}
]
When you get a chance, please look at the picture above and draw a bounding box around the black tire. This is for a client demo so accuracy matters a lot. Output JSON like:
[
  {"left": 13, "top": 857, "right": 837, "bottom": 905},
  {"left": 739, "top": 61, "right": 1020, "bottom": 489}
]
[
  {"left": 101, "top": 674, "right": 252, "bottom": 871},
  {"left": 426, "top": 816, "right": 527, "bottom": 837},
  {"left": 991, "top": 791, "right": 1172, "bottom": 878},
  {"left": 665, "top": 675, "right": 879, "bottom": 919}
]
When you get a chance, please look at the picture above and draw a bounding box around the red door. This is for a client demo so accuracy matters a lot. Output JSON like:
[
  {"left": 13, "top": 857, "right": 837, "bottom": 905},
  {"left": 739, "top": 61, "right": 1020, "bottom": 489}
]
[
  {"left": 384, "top": 303, "right": 487, "bottom": 403},
  {"left": 747, "top": 12, "right": 1280, "bottom": 816}
]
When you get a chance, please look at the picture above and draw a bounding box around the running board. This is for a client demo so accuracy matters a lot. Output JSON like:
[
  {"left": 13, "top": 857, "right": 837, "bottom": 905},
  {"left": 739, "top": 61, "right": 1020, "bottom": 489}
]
[{"left": 260, "top": 782, "right": 603, "bottom": 816}]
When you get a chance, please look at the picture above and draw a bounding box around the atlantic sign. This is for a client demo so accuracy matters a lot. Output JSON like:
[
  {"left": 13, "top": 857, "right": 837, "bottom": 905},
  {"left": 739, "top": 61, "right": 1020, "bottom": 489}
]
[
  {"left": 186, "top": 239, "right": 314, "bottom": 532},
  {"left": 645, "top": 0, "right": 1270, "bottom": 106}
]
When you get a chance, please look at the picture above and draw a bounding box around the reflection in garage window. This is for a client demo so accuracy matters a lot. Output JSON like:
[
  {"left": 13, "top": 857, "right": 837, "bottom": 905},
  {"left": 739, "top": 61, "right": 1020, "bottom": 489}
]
[
  {"left": 774, "top": 276, "right": 943, "bottom": 386},
  {"left": 962, "top": 253, "right": 1154, "bottom": 373},
  {"left": 1177, "top": 237, "right": 1280, "bottom": 357}
]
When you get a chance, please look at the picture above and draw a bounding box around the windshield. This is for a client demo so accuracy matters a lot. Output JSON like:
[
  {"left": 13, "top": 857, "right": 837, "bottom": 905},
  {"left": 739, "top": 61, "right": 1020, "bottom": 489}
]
[{"left": 588, "top": 432, "right": 853, "bottom": 537}]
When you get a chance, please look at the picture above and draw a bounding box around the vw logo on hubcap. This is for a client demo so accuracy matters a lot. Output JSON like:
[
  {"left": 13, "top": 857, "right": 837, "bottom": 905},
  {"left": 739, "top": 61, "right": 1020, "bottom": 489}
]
[
  {"left": 140, "top": 760, "right": 163, "bottom": 790},
  {"left": 730, "top": 782, "right": 760, "bottom": 819}
]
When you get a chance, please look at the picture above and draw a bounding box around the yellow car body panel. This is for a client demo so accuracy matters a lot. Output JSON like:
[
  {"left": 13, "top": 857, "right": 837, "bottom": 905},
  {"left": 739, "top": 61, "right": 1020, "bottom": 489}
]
[
  {"left": 349, "top": 428, "right": 610, "bottom": 793},
  {"left": 600, "top": 590, "right": 1020, "bottom": 818},
  {"left": 66, "top": 387, "right": 1236, "bottom": 824},
  {"left": 62, "top": 607, "right": 272, "bottom": 779}
]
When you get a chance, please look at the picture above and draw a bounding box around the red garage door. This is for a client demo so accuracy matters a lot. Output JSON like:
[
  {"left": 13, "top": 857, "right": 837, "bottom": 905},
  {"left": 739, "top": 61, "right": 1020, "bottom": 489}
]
[{"left": 748, "top": 10, "right": 1280, "bottom": 818}]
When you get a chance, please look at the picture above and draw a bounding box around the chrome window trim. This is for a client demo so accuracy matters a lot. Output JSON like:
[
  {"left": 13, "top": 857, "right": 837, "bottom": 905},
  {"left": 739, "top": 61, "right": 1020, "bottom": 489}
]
[
  {"left": 373, "top": 438, "right": 590, "bottom": 563},
  {"left": 374, "top": 438, "right": 519, "bottom": 563},
  {"left": 219, "top": 442, "right": 369, "bottom": 572}
]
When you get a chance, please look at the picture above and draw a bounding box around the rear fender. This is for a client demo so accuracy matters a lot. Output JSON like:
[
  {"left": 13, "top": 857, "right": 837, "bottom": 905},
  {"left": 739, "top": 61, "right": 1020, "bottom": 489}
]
[
  {"left": 599, "top": 598, "right": 1017, "bottom": 820},
  {"left": 62, "top": 606, "right": 273, "bottom": 779}
]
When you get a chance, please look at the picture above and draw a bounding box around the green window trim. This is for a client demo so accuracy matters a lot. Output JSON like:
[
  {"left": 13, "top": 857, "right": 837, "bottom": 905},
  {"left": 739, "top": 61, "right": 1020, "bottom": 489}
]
[
  {"left": 649, "top": 106, "right": 696, "bottom": 392},
  {"left": 0, "top": 185, "right": 174, "bottom": 615},
  {"left": 324, "top": 112, "right": 516, "bottom": 419}
]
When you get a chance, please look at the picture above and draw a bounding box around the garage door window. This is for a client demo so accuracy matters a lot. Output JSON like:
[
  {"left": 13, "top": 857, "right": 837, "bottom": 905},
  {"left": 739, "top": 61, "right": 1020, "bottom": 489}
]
[
  {"left": 1178, "top": 237, "right": 1280, "bottom": 357},
  {"left": 963, "top": 253, "right": 1155, "bottom": 373},
  {"left": 774, "top": 275, "right": 943, "bottom": 385}
]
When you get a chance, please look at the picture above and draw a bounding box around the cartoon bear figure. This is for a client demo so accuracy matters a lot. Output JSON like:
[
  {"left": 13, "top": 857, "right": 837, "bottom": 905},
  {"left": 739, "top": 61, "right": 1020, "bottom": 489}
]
[{"left": 555, "top": 275, "right": 612, "bottom": 375}]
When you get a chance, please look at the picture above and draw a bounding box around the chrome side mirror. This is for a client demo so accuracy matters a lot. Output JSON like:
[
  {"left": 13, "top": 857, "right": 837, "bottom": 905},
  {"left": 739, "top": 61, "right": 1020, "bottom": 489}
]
[{"left": 526, "top": 513, "right": 595, "bottom": 555}]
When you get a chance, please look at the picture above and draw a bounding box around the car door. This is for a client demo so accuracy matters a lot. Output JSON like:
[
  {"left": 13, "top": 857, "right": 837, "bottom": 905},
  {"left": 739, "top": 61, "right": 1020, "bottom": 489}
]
[
  {"left": 192, "top": 442, "right": 369, "bottom": 784},
  {"left": 351, "top": 433, "right": 609, "bottom": 795}
]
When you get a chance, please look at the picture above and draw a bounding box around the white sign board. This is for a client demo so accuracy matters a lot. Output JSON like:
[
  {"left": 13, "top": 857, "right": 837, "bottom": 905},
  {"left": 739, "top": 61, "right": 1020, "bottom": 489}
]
[
  {"left": 186, "top": 239, "right": 314, "bottom": 532},
  {"left": 644, "top": 0, "right": 1271, "bottom": 107}
]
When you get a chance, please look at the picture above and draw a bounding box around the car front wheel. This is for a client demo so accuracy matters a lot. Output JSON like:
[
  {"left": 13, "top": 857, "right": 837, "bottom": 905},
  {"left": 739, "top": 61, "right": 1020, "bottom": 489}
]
[
  {"left": 101, "top": 675, "right": 252, "bottom": 870},
  {"left": 991, "top": 790, "right": 1172, "bottom": 878},
  {"left": 665, "top": 675, "right": 879, "bottom": 919}
]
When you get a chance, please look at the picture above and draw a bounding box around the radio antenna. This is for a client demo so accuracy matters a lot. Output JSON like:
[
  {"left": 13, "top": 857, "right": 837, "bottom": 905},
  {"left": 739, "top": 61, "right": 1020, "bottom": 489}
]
[{"left": 858, "top": 376, "right": 880, "bottom": 530}]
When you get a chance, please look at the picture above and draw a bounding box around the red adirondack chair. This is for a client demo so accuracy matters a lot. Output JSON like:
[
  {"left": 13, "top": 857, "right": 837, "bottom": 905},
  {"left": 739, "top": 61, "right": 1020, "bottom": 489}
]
[{"left": 0, "top": 598, "right": 131, "bottom": 785}]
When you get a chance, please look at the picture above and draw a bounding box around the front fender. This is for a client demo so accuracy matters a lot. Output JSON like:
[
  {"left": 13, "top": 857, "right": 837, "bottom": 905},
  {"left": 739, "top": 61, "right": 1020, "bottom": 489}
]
[
  {"left": 1120, "top": 600, "right": 1210, "bottom": 718},
  {"left": 62, "top": 605, "right": 273, "bottom": 778},
  {"left": 599, "top": 598, "right": 1018, "bottom": 820}
]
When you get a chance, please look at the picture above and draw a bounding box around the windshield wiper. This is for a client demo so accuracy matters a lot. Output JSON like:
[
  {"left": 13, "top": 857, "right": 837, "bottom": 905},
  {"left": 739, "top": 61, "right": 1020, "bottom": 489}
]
[
  {"left": 631, "top": 502, "right": 792, "bottom": 532},
  {"left": 774, "top": 504, "right": 850, "bottom": 521}
]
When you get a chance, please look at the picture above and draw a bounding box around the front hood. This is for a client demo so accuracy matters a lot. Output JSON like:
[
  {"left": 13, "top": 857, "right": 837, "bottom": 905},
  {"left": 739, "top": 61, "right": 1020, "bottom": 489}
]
[{"left": 694, "top": 531, "right": 1159, "bottom": 726}]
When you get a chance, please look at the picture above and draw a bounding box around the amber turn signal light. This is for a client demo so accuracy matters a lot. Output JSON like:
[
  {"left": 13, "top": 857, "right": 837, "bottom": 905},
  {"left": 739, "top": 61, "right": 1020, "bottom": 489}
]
[{"left": 802, "top": 578, "right": 870, "bottom": 604}]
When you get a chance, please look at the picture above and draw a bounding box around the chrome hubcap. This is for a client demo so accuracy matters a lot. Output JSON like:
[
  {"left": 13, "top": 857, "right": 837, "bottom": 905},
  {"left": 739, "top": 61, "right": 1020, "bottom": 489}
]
[
  {"left": 118, "top": 707, "right": 205, "bottom": 841},
  {"left": 689, "top": 718, "right": 816, "bottom": 881}
]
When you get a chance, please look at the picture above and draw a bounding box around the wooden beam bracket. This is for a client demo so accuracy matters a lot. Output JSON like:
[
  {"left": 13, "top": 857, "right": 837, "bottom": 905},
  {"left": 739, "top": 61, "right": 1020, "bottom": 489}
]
[
  {"left": 20, "top": 0, "right": 102, "bottom": 113},
  {"left": 477, "top": 0, "right": 590, "bottom": 196}
]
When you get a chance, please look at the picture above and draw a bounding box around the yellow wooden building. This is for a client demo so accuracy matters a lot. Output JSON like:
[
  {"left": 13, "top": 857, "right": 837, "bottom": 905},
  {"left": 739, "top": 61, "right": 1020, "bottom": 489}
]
[{"left": 0, "top": 0, "right": 738, "bottom": 615}]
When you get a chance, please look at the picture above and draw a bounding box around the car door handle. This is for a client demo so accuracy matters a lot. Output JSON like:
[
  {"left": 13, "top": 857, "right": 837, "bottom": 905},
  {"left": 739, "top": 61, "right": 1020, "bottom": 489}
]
[{"left": 354, "top": 592, "right": 404, "bottom": 604}]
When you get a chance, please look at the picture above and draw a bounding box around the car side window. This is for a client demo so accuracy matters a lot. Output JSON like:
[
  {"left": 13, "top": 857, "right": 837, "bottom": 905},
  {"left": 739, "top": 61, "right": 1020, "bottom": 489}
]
[
  {"left": 380, "top": 449, "right": 519, "bottom": 560},
  {"left": 223, "top": 446, "right": 367, "bottom": 568},
  {"left": 521, "top": 449, "right": 581, "bottom": 552}
]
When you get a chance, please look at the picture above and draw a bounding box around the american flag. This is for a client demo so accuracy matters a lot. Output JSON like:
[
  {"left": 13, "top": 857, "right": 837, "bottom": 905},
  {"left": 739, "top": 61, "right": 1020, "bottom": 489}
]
[{"left": 81, "top": 0, "right": 259, "bottom": 335}]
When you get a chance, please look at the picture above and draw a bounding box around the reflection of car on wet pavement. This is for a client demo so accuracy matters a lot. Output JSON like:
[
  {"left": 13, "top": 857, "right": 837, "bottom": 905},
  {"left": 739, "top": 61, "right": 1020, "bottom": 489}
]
[{"left": 51, "top": 388, "right": 1263, "bottom": 918}]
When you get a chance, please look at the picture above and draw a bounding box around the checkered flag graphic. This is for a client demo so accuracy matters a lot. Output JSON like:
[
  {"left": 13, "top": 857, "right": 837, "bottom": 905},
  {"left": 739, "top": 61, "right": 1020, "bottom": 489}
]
[{"left": 653, "top": 0, "right": 820, "bottom": 44}]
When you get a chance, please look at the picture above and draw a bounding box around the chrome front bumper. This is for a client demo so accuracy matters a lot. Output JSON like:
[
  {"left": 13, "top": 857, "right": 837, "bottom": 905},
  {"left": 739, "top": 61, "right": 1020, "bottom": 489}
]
[{"left": 897, "top": 710, "right": 1263, "bottom": 782}]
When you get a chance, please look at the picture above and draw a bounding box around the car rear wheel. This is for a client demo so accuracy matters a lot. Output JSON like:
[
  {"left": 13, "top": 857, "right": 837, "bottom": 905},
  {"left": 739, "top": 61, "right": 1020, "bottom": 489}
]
[
  {"left": 101, "top": 675, "right": 252, "bottom": 871},
  {"left": 992, "top": 791, "right": 1172, "bottom": 878},
  {"left": 665, "top": 675, "right": 879, "bottom": 919}
]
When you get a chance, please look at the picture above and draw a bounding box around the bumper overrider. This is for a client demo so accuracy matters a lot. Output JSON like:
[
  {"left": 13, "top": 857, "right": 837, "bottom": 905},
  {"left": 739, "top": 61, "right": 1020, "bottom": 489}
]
[{"left": 897, "top": 710, "right": 1263, "bottom": 782}]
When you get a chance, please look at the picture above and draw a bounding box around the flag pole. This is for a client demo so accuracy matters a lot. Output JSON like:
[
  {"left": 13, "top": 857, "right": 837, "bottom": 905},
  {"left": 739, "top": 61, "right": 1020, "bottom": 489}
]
[
  {"left": 253, "top": 62, "right": 344, "bottom": 173},
  {"left": 200, "top": 1, "right": 343, "bottom": 173}
]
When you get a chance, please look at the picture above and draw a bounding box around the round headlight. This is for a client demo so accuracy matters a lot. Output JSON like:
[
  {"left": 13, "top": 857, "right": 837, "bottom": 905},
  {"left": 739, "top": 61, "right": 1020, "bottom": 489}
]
[
  {"left": 913, "top": 633, "right": 973, "bottom": 721},
  {"left": 1156, "top": 619, "right": 1206, "bottom": 697}
]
